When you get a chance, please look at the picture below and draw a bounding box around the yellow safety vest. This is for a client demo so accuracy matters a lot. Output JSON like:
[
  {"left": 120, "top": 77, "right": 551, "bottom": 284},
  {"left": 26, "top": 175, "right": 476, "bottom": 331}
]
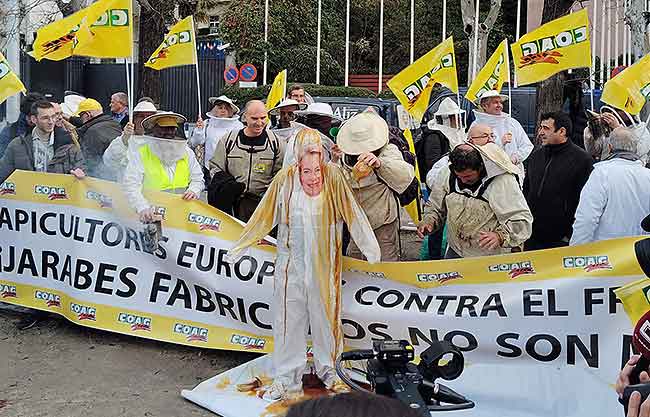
[{"left": 139, "top": 144, "right": 191, "bottom": 191}]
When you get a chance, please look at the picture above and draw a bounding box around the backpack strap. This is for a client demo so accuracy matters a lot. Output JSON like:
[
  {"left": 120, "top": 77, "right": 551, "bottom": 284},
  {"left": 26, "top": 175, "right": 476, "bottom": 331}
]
[
  {"left": 447, "top": 173, "right": 495, "bottom": 203},
  {"left": 223, "top": 130, "right": 239, "bottom": 175},
  {"left": 266, "top": 130, "right": 280, "bottom": 173}
]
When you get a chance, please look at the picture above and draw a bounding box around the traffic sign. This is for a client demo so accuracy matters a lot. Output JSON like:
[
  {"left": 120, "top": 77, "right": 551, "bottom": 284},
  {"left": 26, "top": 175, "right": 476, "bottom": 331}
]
[
  {"left": 224, "top": 66, "right": 239, "bottom": 84},
  {"left": 239, "top": 64, "right": 258, "bottom": 82}
]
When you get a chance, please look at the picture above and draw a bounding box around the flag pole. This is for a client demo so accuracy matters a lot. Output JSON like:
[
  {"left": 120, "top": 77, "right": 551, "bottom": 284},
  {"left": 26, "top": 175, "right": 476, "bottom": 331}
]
[
  {"left": 125, "top": 60, "right": 131, "bottom": 119},
  {"left": 410, "top": 0, "right": 414, "bottom": 63},
  {"left": 506, "top": 39, "right": 512, "bottom": 115},
  {"left": 263, "top": 0, "right": 269, "bottom": 85},
  {"left": 190, "top": 17, "right": 202, "bottom": 119},
  {"left": 591, "top": 0, "right": 598, "bottom": 109},
  {"left": 622, "top": 0, "right": 627, "bottom": 66},
  {"left": 514, "top": 0, "right": 521, "bottom": 88},
  {"left": 472, "top": 0, "right": 480, "bottom": 81},
  {"left": 345, "top": 0, "right": 350, "bottom": 86},
  {"left": 316, "top": 0, "right": 322, "bottom": 84},
  {"left": 599, "top": 0, "right": 606, "bottom": 88},
  {"left": 128, "top": 3, "right": 134, "bottom": 123},
  {"left": 378, "top": 0, "right": 384, "bottom": 93},
  {"left": 605, "top": 0, "right": 611, "bottom": 83},
  {"left": 442, "top": 0, "right": 447, "bottom": 42},
  {"left": 614, "top": 0, "right": 619, "bottom": 71}
]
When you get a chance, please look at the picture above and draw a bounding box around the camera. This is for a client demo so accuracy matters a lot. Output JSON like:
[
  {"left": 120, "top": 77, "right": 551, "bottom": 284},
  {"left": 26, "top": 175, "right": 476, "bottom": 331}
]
[{"left": 336, "top": 340, "right": 474, "bottom": 415}]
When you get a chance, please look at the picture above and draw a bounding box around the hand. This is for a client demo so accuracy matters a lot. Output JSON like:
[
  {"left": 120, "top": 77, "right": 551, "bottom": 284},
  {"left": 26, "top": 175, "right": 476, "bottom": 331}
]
[
  {"left": 182, "top": 190, "right": 198, "bottom": 201},
  {"left": 617, "top": 355, "right": 650, "bottom": 398},
  {"left": 502, "top": 132, "right": 513, "bottom": 145},
  {"left": 121, "top": 122, "right": 135, "bottom": 145},
  {"left": 628, "top": 391, "right": 650, "bottom": 417},
  {"left": 358, "top": 152, "right": 381, "bottom": 169},
  {"left": 510, "top": 154, "right": 519, "bottom": 164},
  {"left": 70, "top": 168, "right": 86, "bottom": 179},
  {"left": 417, "top": 223, "right": 434, "bottom": 239},
  {"left": 196, "top": 117, "right": 205, "bottom": 129},
  {"left": 331, "top": 144, "right": 342, "bottom": 162},
  {"left": 139, "top": 207, "right": 155, "bottom": 223},
  {"left": 602, "top": 112, "right": 621, "bottom": 129},
  {"left": 478, "top": 231, "right": 502, "bottom": 250}
]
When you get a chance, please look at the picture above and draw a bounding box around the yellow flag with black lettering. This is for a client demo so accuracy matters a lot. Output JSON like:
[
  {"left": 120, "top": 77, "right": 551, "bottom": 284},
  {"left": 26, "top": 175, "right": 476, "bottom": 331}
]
[
  {"left": 601, "top": 53, "right": 650, "bottom": 115},
  {"left": 73, "top": 0, "right": 132, "bottom": 58},
  {"left": 145, "top": 16, "right": 197, "bottom": 70},
  {"left": 466, "top": 39, "right": 510, "bottom": 103},
  {"left": 615, "top": 278, "right": 650, "bottom": 325},
  {"left": 266, "top": 70, "right": 287, "bottom": 110},
  {"left": 387, "top": 37, "right": 458, "bottom": 122},
  {"left": 0, "top": 52, "right": 26, "bottom": 105},
  {"left": 511, "top": 9, "right": 591, "bottom": 86}
]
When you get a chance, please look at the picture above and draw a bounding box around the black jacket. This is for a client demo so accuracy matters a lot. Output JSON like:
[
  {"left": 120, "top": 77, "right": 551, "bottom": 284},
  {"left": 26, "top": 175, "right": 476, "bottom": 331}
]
[
  {"left": 523, "top": 141, "right": 593, "bottom": 248},
  {"left": 415, "top": 130, "right": 449, "bottom": 181},
  {"left": 77, "top": 114, "right": 122, "bottom": 179}
]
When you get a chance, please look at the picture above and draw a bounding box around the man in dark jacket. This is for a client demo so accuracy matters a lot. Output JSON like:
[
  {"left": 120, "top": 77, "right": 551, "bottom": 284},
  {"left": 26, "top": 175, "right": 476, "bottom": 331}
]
[
  {"left": 523, "top": 111, "right": 593, "bottom": 250},
  {"left": 0, "top": 100, "right": 86, "bottom": 184},
  {"left": 0, "top": 92, "right": 46, "bottom": 157},
  {"left": 75, "top": 98, "right": 122, "bottom": 179}
]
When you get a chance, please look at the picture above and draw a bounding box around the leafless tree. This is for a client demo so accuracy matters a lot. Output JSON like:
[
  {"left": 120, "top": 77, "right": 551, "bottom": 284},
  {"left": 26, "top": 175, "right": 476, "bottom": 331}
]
[{"left": 460, "top": 0, "right": 503, "bottom": 82}]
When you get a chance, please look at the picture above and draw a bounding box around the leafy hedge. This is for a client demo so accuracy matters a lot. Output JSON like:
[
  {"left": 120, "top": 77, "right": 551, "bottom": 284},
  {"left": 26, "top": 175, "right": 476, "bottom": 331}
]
[{"left": 221, "top": 83, "right": 396, "bottom": 105}]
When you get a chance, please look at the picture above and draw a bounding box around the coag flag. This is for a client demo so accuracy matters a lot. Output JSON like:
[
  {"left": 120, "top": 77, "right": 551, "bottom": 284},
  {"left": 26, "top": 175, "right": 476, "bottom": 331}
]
[
  {"left": 266, "top": 70, "right": 287, "bottom": 110},
  {"left": 0, "top": 52, "right": 26, "bottom": 105},
  {"left": 73, "top": 0, "right": 132, "bottom": 58},
  {"left": 466, "top": 39, "right": 510, "bottom": 103},
  {"left": 387, "top": 37, "right": 458, "bottom": 122},
  {"left": 402, "top": 128, "right": 421, "bottom": 223},
  {"left": 145, "top": 16, "right": 197, "bottom": 70},
  {"left": 511, "top": 9, "right": 591, "bottom": 86},
  {"left": 601, "top": 53, "right": 650, "bottom": 115},
  {"left": 615, "top": 278, "right": 650, "bottom": 325}
]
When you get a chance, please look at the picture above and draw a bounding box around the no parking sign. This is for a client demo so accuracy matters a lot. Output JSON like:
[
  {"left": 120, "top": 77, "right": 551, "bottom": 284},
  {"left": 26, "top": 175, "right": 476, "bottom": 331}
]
[
  {"left": 239, "top": 64, "right": 257, "bottom": 82},
  {"left": 223, "top": 66, "right": 239, "bottom": 84}
]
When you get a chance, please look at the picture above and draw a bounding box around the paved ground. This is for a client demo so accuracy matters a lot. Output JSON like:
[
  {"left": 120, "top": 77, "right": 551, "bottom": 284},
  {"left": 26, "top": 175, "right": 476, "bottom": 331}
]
[{"left": 0, "top": 231, "right": 422, "bottom": 417}]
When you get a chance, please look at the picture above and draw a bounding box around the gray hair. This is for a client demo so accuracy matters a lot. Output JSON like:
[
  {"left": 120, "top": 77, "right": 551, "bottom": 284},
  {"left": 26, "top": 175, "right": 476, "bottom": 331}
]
[
  {"left": 112, "top": 92, "right": 129, "bottom": 106},
  {"left": 607, "top": 127, "right": 638, "bottom": 153}
]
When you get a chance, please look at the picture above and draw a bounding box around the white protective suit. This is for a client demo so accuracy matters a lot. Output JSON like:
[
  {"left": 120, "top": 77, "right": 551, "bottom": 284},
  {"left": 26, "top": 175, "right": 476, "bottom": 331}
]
[
  {"left": 471, "top": 110, "right": 533, "bottom": 178},
  {"left": 189, "top": 115, "right": 243, "bottom": 167},
  {"left": 122, "top": 135, "right": 205, "bottom": 213},
  {"left": 226, "top": 129, "right": 380, "bottom": 397},
  {"left": 103, "top": 134, "right": 146, "bottom": 182},
  {"left": 570, "top": 154, "right": 650, "bottom": 245}
]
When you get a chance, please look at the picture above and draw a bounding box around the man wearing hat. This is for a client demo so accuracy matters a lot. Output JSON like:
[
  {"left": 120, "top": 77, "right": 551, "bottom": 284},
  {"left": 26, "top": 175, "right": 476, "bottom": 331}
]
[
  {"left": 123, "top": 112, "right": 205, "bottom": 222},
  {"left": 335, "top": 111, "right": 415, "bottom": 261},
  {"left": 191, "top": 95, "right": 243, "bottom": 167},
  {"left": 270, "top": 98, "right": 307, "bottom": 131},
  {"left": 469, "top": 90, "right": 533, "bottom": 180},
  {"left": 75, "top": 98, "right": 122, "bottom": 179},
  {"left": 103, "top": 100, "right": 158, "bottom": 181},
  {"left": 418, "top": 142, "right": 532, "bottom": 258}
]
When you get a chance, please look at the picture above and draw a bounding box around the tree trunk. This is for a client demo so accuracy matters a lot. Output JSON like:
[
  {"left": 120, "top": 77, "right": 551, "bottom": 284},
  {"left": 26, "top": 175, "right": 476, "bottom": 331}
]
[
  {"left": 137, "top": 0, "right": 174, "bottom": 104},
  {"left": 533, "top": 0, "right": 573, "bottom": 143},
  {"left": 626, "top": 0, "right": 650, "bottom": 60},
  {"left": 461, "top": 0, "right": 503, "bottom": 83}
]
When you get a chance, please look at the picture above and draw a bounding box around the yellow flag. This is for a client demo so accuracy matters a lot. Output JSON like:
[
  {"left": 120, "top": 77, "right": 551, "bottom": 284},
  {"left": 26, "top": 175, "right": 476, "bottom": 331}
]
[
  {"left": 0, "top": 52, "right": 26, "bottom": 105},
  {"left": 601, "top": 53, "right": 650, "bottom": 115},
  {"left": 402, "top": 128, "right": 421, "bottom": 223},
  {"left": 466, "top": 39, "right": 510, "bottom": 103},
  {"left": 615, "top": 278, "right": 650, "bottom": 326},
  {"left": 511, "top": 9, "right": 591, "bottom": 86},
  {"left": 145, "top": 16, "right": 197, "bottom": 70},
  {"left": 387, "top": 37, "right": 459, "bottom": 122},
  {"left": 73, "top": 0, "right": 132, "bottom": 58},
  {"left": 266, "top": 70, "right": 287, "bottom": 110}
]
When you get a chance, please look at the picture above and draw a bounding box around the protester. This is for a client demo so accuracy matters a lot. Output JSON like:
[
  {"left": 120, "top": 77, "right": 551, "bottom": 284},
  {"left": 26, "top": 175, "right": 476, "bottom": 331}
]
[
  {"left": 584, "top": 105, "right": 650, "bottom": 164},
  {"left": 570, "top": 127, "right": 650, "bottom": 245},
  {"left": 75, "top": 98, "right": 122, "bottom": 179},
  {"left": 51, "top": 102, "right": 80, "bottom": 147},
  {"left": 123, "top": 112, "right": 204, "bottom": 222},
  {"left": 283, "top": 102, "right": 341, "bottom": 167},
  {"left": 418, "top": 143, "right": 532, "bottom": 258},
  {"left": 335, "top": 111, "right": 414, "bottom": 261},
  {"left": 523, "top": 111, "right": 593, "bottom": 250},
  {"left": 102, "top": 100, "right": 157, "bottom": 181},
  {"left": 0, "top": 92, "right": 46, "bottom": 157},
  {"left": 285, "top": 392, "right": 422, "bottom": 417},
  {"left": 110, "top": 91, "right": 129, "bottom": 128},
  {"left": 269, "top": 98, "right": 307, "bottom": 130},
  {"left": 418, "top": 97, "right": 466, "bottom": 181},
  {"left": 287, "top": 83, "right": 306, "bottom": 103},
  {"left": 226, "top": 128, "right": 379, "bottom": 400},
  {"left": 59, "top": 92, "right": 86, "bottom": 126},
  {"left": 208, "top": 100, "right": 284, "bottom": 222},
  {"left": 190, "top": 95, "right": 243, "bottom": 168},
  {"left": 469, "top": 90, "right": 533, "bottom": 178}
]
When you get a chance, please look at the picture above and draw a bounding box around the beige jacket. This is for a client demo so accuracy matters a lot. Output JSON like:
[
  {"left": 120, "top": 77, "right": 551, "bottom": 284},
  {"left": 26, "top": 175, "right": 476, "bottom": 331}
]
[
  {"left": 423, "top": 143, "right": 532, "bottom": 258},
  {"left": 209, "top": 129, "right": 285, "bottom": 197},
  {"left": 340, "top": 143, "right": 414, "bottom": 230}
]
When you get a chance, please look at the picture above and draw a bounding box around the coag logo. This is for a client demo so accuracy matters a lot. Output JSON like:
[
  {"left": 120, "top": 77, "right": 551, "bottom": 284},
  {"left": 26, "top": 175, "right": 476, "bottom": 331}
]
[
  {"left": 35, "top": 185, "right": 67, "bottom": 200},
  {"left": 404, "top": 53, "right": 454, "bottom": 100},
  {"left": 92, "top": 9, "right": 129, "bottom": 27},
  {"left": 519, "top": 26, "right": 587, "bottom": 68},
  {"left": 641, "top": 83, "right": 650, "bottom": 101},
  {"left": 39, "top": 27, "right": 80, "bottom": 57},
  {"left": 147, "top": 30, "right": 192, "bottom": 64},
  {"left": 417, "top": 271, "right": 463, "bottom": 284},
  {"left": 488, "top": 261, "right": 535, "bottom": 279},
  {"left": 188, "top": 213, "right": 221, "bottom": 232},
  {"left": 86, "top": 191, "right": 113, "bottom": 208},
  {"left": 0, "top": 284, "right": 17, "bottom": 298},
  {"left": 70, "top": 303, "right": 96, "bottom": 321},
  {"left": 153, "top": 206, "right": 166, "bottom": 218},
  {"left": 174, "top": 323, "right": 208, "bottom": 342},
  {"left": 35, "top": 290, "right": 60, "bottom": 307},
  {"left": 0, "top": 60, "right": 11, "bottom": 80},
  {"left": 230, "top": 334, "right": 266, "bottom": 350},
  {"left": 563, "top": 256, "right": 613, "bottom": 272},
  {"left": 118, "top": 312, "right": 152, "bottom": 332},
  {"left": 476, "top": 54, "right": 506, "bottom": 99},
  {"left": 0, "top": 181, "right": 16, "bottom": 195}
]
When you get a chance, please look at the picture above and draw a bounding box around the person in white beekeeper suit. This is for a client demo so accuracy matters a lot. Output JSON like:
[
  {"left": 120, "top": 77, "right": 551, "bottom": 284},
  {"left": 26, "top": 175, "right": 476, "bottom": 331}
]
[
  {"left": 226, "top": 128, "right": 380, "bottom": 401},
  {"left": 190, "top": 95, "right": 243, "bottom": 167},
  {"left": 469, "top": 90, "right": 532, "bottom": 180}
]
